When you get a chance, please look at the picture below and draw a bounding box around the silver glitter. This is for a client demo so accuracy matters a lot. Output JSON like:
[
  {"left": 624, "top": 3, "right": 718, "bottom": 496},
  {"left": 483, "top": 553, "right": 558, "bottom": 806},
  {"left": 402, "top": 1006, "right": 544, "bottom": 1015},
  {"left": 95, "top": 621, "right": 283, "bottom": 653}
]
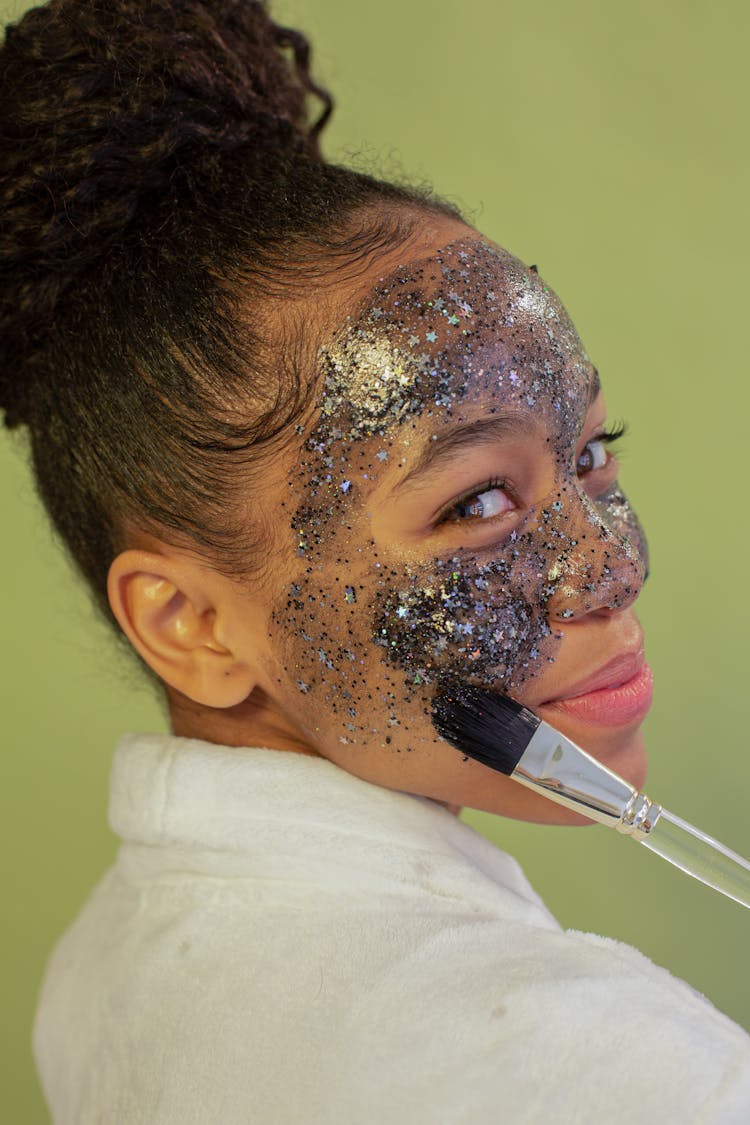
[{"left": 278, "top": 239, "right": 647, "bottom": 735}]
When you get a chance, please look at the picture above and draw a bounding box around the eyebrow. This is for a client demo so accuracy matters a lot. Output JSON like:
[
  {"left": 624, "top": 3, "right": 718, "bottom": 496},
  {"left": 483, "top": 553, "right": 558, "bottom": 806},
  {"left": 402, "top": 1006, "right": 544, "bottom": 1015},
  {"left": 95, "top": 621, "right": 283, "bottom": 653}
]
[
  {"left": 393, "top": 413, "right": 536, "bottom": 494},
  {"left": 393, "top": 369, "right": 602, "bottom": 495},
  {"left": 589, "top": 368, "right": 601, "bottom": 404}
]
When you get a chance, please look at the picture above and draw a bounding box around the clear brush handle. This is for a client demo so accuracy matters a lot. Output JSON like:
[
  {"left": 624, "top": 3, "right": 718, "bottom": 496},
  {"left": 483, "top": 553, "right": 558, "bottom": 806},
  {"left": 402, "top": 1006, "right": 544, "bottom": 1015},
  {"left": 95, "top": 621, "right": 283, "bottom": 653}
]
[{"left": 640, "top": 808, "right": 750, "bottom": 909}]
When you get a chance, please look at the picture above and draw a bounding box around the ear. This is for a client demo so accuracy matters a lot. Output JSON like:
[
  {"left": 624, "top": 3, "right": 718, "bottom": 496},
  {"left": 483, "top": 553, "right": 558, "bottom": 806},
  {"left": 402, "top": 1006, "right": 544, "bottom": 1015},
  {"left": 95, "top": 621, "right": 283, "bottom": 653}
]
[{"left": 107, "top": 549, "right": 256, "bottom": 708}]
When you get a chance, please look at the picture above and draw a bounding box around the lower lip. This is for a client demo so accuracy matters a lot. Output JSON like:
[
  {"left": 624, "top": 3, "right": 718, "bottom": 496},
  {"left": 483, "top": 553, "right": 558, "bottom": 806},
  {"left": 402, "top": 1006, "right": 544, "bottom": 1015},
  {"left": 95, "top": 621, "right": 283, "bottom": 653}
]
[{"left": 542, "top": 662, "right": 654, "bottom": 728}]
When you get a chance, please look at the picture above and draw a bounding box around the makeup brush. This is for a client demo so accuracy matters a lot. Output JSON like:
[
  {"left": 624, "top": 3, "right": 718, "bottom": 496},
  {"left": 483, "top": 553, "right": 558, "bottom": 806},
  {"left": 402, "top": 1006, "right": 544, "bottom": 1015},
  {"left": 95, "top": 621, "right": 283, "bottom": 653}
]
[{"left": 433, "top": 683, "right": 750, "bottom": 910}]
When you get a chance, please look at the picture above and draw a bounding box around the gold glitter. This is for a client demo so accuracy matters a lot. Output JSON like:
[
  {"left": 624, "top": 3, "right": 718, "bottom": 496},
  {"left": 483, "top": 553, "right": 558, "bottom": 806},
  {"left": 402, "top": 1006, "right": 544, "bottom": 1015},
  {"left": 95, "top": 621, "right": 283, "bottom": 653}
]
[{"left": 277, "top": 239, "right": 647, "bottom": 737}]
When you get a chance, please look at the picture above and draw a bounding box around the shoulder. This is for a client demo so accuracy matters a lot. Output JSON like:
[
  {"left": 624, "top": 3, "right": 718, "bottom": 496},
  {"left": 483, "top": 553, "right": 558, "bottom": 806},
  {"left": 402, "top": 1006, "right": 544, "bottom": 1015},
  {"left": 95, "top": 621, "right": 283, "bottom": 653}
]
[
  {"left": 34, "top": 866, "right": 750, "bottom": 1123},
  {"left": 330, "top": 921, "right": 750, "bottom": 1123}
]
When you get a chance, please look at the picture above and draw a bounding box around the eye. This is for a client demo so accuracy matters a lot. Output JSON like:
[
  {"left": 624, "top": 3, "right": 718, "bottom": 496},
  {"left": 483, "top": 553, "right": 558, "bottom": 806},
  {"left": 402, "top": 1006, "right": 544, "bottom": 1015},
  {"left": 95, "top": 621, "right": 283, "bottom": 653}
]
[
  {"left": 438, "top": 478, "right": 516, "bottom": 523},
  {"left": 577, "top": 438, "right": 608, "bottom": 475},
  {"left": 576, "top": 422, "right": 627, "bottom": 477}
]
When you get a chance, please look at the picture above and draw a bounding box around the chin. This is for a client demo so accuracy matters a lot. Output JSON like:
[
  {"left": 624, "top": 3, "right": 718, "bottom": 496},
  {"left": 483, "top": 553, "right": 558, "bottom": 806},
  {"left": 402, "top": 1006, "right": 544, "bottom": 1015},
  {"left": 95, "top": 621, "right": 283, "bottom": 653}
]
[{"left": 609, "top": 726, "right": 649, "bottom": 791}]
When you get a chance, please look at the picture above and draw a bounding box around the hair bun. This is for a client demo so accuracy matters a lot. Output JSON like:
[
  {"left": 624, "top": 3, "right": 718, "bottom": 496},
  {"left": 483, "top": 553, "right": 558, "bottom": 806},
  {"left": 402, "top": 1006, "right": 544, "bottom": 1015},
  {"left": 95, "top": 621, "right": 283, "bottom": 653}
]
[{"left": 0, "top": 0, "right": 331, "bottom": 427}]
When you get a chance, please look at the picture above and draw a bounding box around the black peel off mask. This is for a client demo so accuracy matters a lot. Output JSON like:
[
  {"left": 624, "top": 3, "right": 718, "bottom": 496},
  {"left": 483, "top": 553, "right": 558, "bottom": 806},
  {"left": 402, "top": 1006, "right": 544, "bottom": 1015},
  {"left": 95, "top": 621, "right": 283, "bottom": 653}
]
[{"left": 276, "top": 239, "right": 647, "bottom": 745}]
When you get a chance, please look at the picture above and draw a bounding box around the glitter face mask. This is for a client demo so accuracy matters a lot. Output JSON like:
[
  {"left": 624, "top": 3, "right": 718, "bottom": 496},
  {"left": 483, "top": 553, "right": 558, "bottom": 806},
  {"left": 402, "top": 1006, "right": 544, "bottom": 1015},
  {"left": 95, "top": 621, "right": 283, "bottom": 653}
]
[{"left": 275, "top": 238, "right": 648, "bottom": 746}]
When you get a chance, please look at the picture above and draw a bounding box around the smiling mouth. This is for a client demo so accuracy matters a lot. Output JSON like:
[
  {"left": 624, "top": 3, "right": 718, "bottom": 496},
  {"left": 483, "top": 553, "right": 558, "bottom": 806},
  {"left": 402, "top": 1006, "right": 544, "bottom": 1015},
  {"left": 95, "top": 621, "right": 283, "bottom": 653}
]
[{"left": 538, "top": 652, "right": 653, "bottom": 728}]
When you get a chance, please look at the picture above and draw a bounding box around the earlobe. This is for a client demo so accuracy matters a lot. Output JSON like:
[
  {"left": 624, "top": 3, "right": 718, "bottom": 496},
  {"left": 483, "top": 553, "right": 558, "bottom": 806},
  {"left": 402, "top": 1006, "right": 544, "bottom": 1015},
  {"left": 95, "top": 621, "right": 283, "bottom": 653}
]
[{"left": 106, "top": 549, "right": 256, "bottom": 707}]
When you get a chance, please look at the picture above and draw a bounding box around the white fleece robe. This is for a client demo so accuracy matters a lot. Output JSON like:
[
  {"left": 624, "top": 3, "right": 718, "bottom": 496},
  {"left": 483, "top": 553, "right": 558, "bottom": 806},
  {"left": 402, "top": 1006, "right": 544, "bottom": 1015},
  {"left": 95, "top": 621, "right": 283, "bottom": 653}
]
[{"left": 33, "top": 733, "right": 750, "bottom": 1123}]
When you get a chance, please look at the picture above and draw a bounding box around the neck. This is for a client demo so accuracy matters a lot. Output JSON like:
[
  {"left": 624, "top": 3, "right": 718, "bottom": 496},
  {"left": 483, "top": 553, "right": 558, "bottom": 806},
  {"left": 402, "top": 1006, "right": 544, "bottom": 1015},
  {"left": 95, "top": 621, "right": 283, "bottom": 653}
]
[
  {"left": 168, "top": 686, "right": 322, "bottom": 757},
  {"left": 167, "top": 687, "right": 462, "bottom": 818}
]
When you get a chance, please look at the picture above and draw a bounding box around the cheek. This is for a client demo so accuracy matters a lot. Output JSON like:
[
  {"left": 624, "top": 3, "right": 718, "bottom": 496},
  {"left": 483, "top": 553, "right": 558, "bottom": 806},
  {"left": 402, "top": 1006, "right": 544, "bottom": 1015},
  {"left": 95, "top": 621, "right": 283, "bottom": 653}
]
[
  {"left": 278, "top": 571, "right": 368, "bottom": 689},
  {"left": 372, "top": 561, "right": 549, "bottom": 690},
  {"left": 273, "top": 552, "right": 423, "bottom": 741},
  {"left": 272, "top": 531, "right": 560, "bottom": 742},
  {"left": 371, "top": 533, "right": 570, "bottom": 692}
]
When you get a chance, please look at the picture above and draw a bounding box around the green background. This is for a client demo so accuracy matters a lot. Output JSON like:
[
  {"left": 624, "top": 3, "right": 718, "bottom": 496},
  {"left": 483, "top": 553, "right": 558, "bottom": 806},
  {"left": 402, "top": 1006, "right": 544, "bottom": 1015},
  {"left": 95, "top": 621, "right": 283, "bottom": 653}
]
[{"left": 2, "top": 0, "right": 749, "bottom": 1119}]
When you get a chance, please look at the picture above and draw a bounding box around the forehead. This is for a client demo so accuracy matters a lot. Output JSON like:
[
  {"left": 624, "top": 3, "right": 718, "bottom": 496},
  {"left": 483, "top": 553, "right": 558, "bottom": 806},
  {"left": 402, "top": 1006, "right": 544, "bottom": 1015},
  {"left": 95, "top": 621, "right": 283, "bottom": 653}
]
[{"left": 313, "top": 237, "right": 595, "bottom": 449}]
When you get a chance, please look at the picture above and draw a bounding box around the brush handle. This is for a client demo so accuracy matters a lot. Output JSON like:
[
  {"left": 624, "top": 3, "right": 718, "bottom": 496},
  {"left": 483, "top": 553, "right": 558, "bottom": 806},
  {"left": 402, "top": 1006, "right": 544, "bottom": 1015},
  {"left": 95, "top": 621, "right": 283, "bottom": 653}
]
[{"left": 640, "top": 809, "right": 750, "bottom": 910}]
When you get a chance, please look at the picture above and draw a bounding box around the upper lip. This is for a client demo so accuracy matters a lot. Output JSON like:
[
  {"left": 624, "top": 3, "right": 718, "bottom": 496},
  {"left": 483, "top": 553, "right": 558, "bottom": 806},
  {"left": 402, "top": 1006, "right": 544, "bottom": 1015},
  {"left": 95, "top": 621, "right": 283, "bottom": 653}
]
[{"left": 540, "top": 648, "right": 646, "bottom": 704}]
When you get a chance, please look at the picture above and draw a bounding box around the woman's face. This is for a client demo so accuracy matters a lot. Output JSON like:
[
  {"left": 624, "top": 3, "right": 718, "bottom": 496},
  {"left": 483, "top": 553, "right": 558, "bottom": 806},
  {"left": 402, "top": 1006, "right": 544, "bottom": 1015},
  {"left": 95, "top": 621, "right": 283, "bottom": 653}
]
[{"left": 258, "top": 224, "right": 651, "bottom": 822}]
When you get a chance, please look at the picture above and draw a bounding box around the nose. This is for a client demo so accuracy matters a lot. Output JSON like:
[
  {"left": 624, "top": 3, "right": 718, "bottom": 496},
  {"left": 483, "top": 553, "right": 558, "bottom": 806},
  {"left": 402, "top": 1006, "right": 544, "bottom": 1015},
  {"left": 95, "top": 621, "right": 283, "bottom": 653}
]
[{"left": 544, "top": 486, "right": 647, "bottom": 622}]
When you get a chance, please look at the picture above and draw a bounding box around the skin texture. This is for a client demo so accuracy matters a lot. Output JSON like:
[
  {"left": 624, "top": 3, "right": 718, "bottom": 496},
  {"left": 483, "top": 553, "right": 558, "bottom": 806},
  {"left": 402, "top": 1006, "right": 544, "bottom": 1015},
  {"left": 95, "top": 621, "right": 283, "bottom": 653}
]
[{"left": 108, "top": 216, "right": 651, "bottom": 825}]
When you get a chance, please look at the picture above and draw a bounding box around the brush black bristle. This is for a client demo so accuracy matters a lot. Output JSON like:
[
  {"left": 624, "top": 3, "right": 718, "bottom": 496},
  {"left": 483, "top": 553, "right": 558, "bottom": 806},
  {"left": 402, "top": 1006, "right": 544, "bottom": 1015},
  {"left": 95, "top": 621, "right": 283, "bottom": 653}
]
[{"left": 432, "top": 683, "right": 542, "bottom": 775}]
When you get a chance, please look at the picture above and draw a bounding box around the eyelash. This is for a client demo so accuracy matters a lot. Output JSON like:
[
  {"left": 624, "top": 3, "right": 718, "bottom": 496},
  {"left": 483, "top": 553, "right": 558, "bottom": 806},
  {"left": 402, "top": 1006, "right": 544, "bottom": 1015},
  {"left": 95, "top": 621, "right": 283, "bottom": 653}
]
[
  {"left": 577, "top": 421, "right": 628, "bottom": 470},
  {"left": 595, "top": 421, "right": 628, "bottom": 448},
  {"left": 435, "top": 421, "right": 629, "bottom": 526}
]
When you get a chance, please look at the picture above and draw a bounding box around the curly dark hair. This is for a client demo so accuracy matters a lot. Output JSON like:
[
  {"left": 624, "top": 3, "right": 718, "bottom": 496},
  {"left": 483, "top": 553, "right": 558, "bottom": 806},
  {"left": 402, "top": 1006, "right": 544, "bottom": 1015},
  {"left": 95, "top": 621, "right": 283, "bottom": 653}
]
[{"left": 0, "top": 0, "right": 458, "bottom": 648}]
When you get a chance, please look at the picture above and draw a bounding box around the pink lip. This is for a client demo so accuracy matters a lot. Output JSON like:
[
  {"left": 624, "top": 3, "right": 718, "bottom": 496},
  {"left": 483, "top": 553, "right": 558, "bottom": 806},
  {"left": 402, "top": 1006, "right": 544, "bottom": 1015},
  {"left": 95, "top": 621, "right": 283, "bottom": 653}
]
[{"left": 540, "top": 655, "right": 654, "bottom": 728}]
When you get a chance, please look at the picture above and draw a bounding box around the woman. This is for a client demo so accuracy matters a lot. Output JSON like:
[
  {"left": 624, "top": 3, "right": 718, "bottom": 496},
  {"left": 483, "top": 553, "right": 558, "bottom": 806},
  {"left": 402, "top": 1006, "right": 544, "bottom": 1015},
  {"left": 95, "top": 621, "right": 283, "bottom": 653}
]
[{"left": 2, "top": 1, "right": 748, "bottom": 1121}]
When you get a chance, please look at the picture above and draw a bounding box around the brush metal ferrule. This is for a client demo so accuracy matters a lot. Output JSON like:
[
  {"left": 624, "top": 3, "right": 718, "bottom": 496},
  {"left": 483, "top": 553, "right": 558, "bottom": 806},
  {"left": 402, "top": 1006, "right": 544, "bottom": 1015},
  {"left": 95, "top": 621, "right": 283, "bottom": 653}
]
[
  {"left": 618, "top": 791, "right": 663, "bottom": 839},
  {"left": 512, "top": 721, "right": 662, "bottom": 838}
]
